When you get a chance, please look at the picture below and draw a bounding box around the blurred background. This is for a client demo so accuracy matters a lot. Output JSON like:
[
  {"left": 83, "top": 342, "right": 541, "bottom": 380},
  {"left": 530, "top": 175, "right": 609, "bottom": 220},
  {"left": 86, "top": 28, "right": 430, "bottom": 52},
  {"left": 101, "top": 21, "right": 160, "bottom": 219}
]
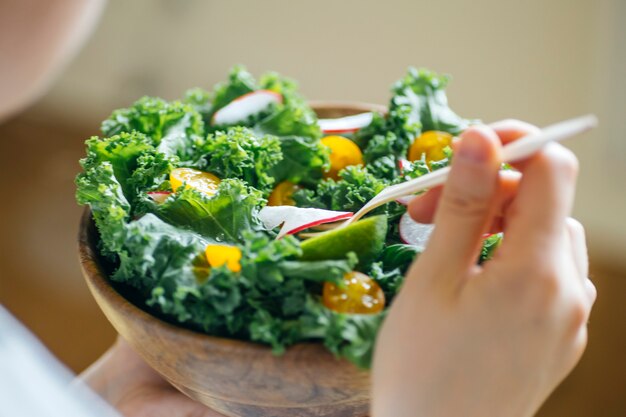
[{"left": 0, "top": 0, "right": 624, "bottom": 415}]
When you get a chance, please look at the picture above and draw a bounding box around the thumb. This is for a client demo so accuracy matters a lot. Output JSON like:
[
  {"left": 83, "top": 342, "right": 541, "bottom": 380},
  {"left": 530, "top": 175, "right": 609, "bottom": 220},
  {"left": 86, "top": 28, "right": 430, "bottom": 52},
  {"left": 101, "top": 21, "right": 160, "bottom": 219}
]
[{"left": 419, "top": 125, "right": 502, "bottom": 285}]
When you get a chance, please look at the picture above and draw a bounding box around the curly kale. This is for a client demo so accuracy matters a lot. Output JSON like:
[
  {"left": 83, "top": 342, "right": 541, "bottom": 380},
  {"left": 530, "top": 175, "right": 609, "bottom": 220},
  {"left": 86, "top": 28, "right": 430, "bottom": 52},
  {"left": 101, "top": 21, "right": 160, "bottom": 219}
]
[
  {"left": 102, "top": 97, "right": 205, "bottom": 162},
  {"left": 188, "top": 66, "right": 322, "bottom": 140},
  {"left": 391, "top": 67, "right": 476, "bottom": 135},
  {"left": 194, "top": 127, "right": 283, "bottom": 194},
  {"left": 76, "top": 65, "right": 483, "bottom": 370},
  {"left": 76, "top": 161, "right": 130, "bottom": 258},
  {"left": 78, "top": 131, "right": 173, "bottom": 207},
  {"left": 255, "top": 71, "right": 322, "bottom": 139},
  {"left": 152, "top": 179, "right": 265, "bottom": 244},
  {"left": 293, "top": 165, "right": 386, "bottom": 212},
  {"left": 269, "top": 135, "right": 329, "bottom": 185},
  {"left": 356, "top": 67, "right": 475, "bottom": 163},
  {"left": 210, "top": 65, "right": 258, "bottom": 114}
]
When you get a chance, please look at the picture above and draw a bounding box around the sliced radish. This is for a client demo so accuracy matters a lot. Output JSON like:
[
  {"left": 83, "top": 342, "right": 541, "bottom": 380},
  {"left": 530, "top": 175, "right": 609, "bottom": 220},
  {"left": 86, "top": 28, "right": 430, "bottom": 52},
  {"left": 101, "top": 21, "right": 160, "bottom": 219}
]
[
  {"left": 259, "top": 206, "right": 353, "bottom": 239},
  {"left": 397, "top": 158, "right": 410, "bottom": 174},
  {"left": 147, "top": 191, "right": 172, "bottom": 204},
  {"left": 399, "top": 212, "right": 434, "bottom": 249},
  {"left": 318, "top": 112, "right": 374, "bottom": 134},
  {"left": 211, "top": 90, "right": 282, "bottom": 126}
]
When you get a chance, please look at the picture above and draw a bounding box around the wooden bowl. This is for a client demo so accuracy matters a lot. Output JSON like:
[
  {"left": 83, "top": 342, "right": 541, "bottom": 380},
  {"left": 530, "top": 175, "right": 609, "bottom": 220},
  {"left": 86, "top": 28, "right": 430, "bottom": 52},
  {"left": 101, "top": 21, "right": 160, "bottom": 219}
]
[{"left": 78, "top": 102, "right": 385, "bottom": 417}]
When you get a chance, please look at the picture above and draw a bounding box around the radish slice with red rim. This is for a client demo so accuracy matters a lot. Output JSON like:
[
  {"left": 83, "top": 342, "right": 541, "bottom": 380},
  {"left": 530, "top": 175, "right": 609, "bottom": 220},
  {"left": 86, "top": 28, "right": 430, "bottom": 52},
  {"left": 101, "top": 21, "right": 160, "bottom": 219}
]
[
  {"left": 259, "top": 206, "right": 353, "bottom": 239},
  {"left": 147, "top": 191, "right": 172, "bottom": 204},
  {"left": 399, "top": 212, "right": 434, "bottom": 249},
  {"left": 211, "top": 90, "right": 282, "bottom": 126},
  {"left": 318, "top": 112, "right": 374, "bottom": 134},
  {"left": 397, "top": 158, "right": 410, "bottom": 174}
]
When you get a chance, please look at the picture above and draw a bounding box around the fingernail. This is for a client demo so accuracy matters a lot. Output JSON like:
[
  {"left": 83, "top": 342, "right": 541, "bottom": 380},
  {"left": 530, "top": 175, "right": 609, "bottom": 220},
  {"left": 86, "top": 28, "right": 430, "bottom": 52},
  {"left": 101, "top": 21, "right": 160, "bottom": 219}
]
[{"left": 457, "top": 132, "right": 489, "bottom": 163}]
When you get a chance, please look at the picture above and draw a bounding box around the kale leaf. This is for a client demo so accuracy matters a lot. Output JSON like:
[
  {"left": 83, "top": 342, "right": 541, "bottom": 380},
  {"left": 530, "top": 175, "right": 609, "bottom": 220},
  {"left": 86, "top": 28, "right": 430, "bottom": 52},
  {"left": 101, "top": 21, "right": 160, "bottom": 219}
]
[
  {"left": 379, "top": 244, "right": 422, "bottom": 273},
  {"left": 391, "top": 67, "right": 475, "bottom": 135},
  {"left": 300, "top": 297, "right": 386, "bottom": 369},
  {"left": 101, "top": 97, "right": 204, "bottom": 162},
  {"left": 210, "top": 65, "right": 258, "bottom": 116},
  {"left": 356, "top": 67, "right": 475, "bottom": 162},
  {"left": 114, "top": 214, "right": 208, "bottom": 292},
  {"left": 480, "top": 233, "right": 503, "bottom": 264},
  {"left": 268, "top": 135, "right": 329, "bottom": 185},
  {"left": 198, "top": 66, "right": 322, "bottom": 140},
  {"left": 78, "top": 132, "right": 173, "bottom": 207},
  {"left": 195, "top": 127, "right": 283, "bottom": 194},
  {"left": 153, "top": 179, "right": 264, "bottom": 244},
  {"left": 76, "top": 160, "right": 130, "bottom": 257},
  {"left": 293, "top": 165, "right": 386, "bottom": 213}
]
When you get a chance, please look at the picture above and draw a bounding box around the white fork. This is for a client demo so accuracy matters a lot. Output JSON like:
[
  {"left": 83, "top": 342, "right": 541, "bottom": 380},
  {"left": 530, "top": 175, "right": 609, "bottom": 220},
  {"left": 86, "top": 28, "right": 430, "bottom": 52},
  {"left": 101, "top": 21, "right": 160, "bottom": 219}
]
[{"left": 335, "top": 114, "right": 597, "bottom": 229}]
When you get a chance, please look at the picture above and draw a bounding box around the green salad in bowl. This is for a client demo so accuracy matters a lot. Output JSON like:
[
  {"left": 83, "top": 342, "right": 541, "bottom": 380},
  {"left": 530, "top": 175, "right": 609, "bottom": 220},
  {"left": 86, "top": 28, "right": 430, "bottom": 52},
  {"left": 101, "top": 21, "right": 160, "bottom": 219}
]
[{"left": 76, "top": 65, "right": 501, "bottom": 369}]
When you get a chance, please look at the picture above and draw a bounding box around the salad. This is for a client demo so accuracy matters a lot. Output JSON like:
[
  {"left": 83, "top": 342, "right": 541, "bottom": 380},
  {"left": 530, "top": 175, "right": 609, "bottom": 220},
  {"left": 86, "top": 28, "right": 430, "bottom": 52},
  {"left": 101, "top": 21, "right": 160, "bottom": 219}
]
[{"left": 76, "top": 66, "right": 501, "bottom": 369}]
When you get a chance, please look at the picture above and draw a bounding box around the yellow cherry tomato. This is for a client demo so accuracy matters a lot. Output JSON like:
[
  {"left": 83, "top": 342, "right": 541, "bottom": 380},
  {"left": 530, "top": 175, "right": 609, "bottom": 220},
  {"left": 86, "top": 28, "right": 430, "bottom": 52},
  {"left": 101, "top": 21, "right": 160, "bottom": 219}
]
[
  {"left": 408, "top": 130, "right": 453, "bottom": 165},
  {"left": 268, "top": 181, "right": 299, "bottom": 206},
  {"left": 321, "top": 135, "right": 364, "bottom": 180},
  {"left": 170, "top": 167, "right": 220, "bottom": 196},
  {"left": 205, "top": 244, "right": 242, "bottom": 273},
  {"left": 322, "top": 271, "right": 385, "bottom": 314}
]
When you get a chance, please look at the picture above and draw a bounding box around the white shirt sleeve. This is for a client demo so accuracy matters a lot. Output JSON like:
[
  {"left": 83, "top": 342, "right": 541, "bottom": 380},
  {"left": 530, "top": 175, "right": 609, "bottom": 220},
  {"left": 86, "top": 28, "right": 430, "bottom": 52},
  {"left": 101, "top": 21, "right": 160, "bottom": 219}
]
[{"left": 0, "top": 304, "right": 121, "bottom": 417}]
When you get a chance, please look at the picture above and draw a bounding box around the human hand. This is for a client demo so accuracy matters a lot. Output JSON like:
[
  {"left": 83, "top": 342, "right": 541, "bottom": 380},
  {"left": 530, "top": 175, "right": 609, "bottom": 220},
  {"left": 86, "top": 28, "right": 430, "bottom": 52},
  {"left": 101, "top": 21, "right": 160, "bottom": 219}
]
[
  {"left": 371, "top": 121, "right": 596, "bottom": 417},
  {"left": 80, "top": 336, "right": 225, "bottom": 417}
]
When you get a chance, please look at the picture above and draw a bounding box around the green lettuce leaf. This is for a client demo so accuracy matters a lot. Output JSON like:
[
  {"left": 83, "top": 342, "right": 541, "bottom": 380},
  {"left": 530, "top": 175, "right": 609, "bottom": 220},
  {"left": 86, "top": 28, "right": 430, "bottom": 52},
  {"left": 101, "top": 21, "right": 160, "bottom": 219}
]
[
  {"left": 369, "top": 262, "right": 405, "bottom": 303},
  {"left": 153, "top": 179, "right": 264, "bottom": 244},
  {"left": 268, "top": 135, "right": 329, "bottom": 185},
  {"left": 240, "top": 234, "right": 358, "bottom": 352},
  {"left": 254, "top": 72, "right": 322, "bottom": 139},
  {"left": 278, "top": 253, "right": 357, "bottom": 286},
  {"left": 186, "top": 66, "right": 326, "bottom": 186},
  {"left": 210, "top": 65, "right": 257, "bottom": 115},
  {"left": 391, "top": 67, "right": 475, "bottom": 135},
  {"left": 480, "top": 233, "right": 503, "bottom": 263},
  {"left": 379, "top": 243, "right": 421, "bottom": 273},
  {"left": 78, "top": 132, "right": 172, "bottom": 206},
  {"left": 361, "top": 131, "right": 404, "bottom": 180},
  {"left": 101, "top": 96, "right": 204, "bottom": 161},
  {"left": 203, "top": 66, "right": 322, "bottom": 140},
  {"left": 293, "top": 165, "right": 386, "bottom": 213},
  {"left": 401, "top": 158, "right": 430, "bottom": 179},
  {"left": 299, "top": 296, "right": 386, "bottom": 369},
  {"left": 356, "top": 106, "right": 416, "bottom": 160},
  {"left": 75, "top": 160, "right": 130, "bottom": 257},
  {"left": 113, "top": 214, "right": 208, "bottom": 292},
  {"left": 183, "top": 87, "right": 212, "bottom": 119},
  {"left": 356, "top": 67, "right": 475, "bottom": 161},
  {"left": 140, "top": 229, "right": 360, "bottom": 357},
  {"left": 195, "top": 127, "right": 282, "bottom": 193}
]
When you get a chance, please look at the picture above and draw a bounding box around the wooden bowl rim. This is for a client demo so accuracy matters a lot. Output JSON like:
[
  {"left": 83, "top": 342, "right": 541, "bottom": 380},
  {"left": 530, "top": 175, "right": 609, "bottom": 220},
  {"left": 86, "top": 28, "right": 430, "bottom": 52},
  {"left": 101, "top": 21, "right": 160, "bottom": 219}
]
[
  {"left": 77, "top": 100, "right": 387, "bottom": 357},
  {"left": 308, "top": 101, "right": 387, "bottom": 115}
]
